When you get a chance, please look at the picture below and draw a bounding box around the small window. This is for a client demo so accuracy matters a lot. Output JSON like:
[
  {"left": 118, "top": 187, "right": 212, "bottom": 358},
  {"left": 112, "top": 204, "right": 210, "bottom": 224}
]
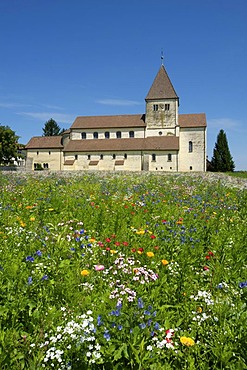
[
  {"left": 190, "top": 166, "right": 193, "bottom": 171},
  {"left": 152, "top": 154, "right": 156, "bottom": 161},
  {"left": 112, "top": 154, "right": 116, "bottom": 159},
  {"left": 81, "top": 132, "right": 86, "bottom": 139},
  {"left": 168, "top": 153, "right": 172, "bottom": 161},
  {"left": 43, "top": 163, "right": 49, "bottom": 169},
  {"left": 87, "top": 155, "right": 91, "bottom": 160},
  {"left": 105, "top": 131, "right": 110, "bottom": 139},
  {"left": 159, "top": 131, "right": 162, "bottom": 136},
  {"left": 165, "top": 104, "right": 170, "bottom": 111},
  {"left": 129, "top": 131, "right": 134, "bottom": 138},
  {"left": 124, "top": 153, "right": 127, "bottom": 159},
  {"left": 93, "top": 132, "right": 98, "bottom": 139},
  {"left": 189, "top": 141, "right": 193, "bottom": 153},
  {"left": 153, "top": 104, "right": 158, "bottom": 111},
  {"left": 75, "top": 155, "right": 78, "bottom": 160},
  {"left": 116, "top": 131, "right": 121, "bottom": 139},
  {"left": 37, "top": 151, "right": 39, "bottom": 155},
  {"left": 49, "top": 151, "right": 51, "bottom": 155},
  {"left": 100, "top": 154, "right": 103, "bottom": 160}
]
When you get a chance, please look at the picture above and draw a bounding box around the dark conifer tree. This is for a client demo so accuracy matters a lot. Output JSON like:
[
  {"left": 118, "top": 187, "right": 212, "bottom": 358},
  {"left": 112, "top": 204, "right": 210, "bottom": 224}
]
[
  {"left": 42, "top": 119, "right": 61, "bottom": 136},
  {"left": 211, "top": 129, "right": 235, "bottom": 172}
]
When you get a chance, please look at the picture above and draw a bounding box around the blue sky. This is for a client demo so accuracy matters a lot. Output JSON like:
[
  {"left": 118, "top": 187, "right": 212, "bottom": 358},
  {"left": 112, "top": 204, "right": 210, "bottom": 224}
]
[{"left": 0, "top": 0, "right": 246, "bottom": 170}]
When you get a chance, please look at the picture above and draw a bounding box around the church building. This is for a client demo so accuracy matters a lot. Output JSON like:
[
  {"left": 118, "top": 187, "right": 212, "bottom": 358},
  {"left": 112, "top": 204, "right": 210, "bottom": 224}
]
[{"left": 25, "top": 63, "right": 207, "bottom": 172}]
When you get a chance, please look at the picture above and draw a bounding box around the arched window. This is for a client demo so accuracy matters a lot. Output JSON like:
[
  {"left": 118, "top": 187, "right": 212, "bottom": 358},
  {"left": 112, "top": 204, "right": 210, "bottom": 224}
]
[
  {"left": 105, "top": 131, "right": 110, "bottom": 139},
  {"left": 81, "top": 132, "right": 86, "bottom": 139},
  {"left": 189, "top": 141, "right": 193, "bottom": 153},
  {"left": 93, "top": 132, "right": 98, "bottom": 139},
  {"left": 129, "top": 131, "right": 134, "bottom": 138},
  {"left": 116, "top": 131, "right": 121, "bottom": 138}
]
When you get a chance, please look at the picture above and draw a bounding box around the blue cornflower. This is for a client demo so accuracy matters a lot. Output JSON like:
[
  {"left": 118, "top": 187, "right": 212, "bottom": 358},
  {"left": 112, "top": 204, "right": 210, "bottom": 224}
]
[
  {"left": 144, "top": 310, "right": 151, "bottom": 316},
  {"left": 41, "top": 275, "right": 48, "bottom": 281},
  {"left": 104, "top": 330, "right": 111, "bottom": 341},
  {"left": 239, "top": 281, "right": 247, "bottom": 288},
  {"left": 80, "top": 229, "right": 85, "bottom": 234},
  {"left": 147, "top": 319, "right": 152, "bottom": 326},
  {"left": 70, "top": 248, "right": 75, "bottom": 251},
  {"left": 26, "top": 256, "right": 34, "bottom": 262},
  {"left": 116, "top": 302, "right": 122, "bottom": 309},
  {"left": 137, "top": 298, "right": 144, "bottom": 309},
  {"left": 118, "top": 325, "right": 123, "bottom": 331},
  {"left": 28, "top": 277, "right": 33, "bottom": 285},
  {"left": 36, "top": 250, "right": 42, "bottom": 257},
  {"left": 154, "top": 322, "right": 160, "bottom": 330},
  {"left": 97, "top": 315, "right": 103, "bottom": 326},
  {"left": 139, "top": 323, "right": 146, "bottom": 329}
]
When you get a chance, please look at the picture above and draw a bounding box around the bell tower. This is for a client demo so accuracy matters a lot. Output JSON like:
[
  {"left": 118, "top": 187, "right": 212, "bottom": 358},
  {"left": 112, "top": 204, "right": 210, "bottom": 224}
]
[{"left": 145, "top": 62, "right": 179, "bottom": 137}]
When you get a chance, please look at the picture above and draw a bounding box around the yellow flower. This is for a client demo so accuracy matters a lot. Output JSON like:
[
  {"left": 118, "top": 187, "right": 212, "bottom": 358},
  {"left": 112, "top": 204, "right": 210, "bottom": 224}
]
[
  {"left": 89, "top": 238, "right": 96, "bottom": 243},
  {"left": 20, "top": 221, "right": 26, "bottom": 227},
  {"left": 180, "top": 336, "right": 195, "bottom": 346},
  {"left": 110, "top": 249, "right": 117, "bottom": 254},
  {"left": 147, "top": 251, "right": 154, "bottom": 257},
  {"left": 136, "top": 230, "right": 145, "bottom": 235},
  {"left": 161, "top": 259, "right": 169, "bottom": 265},
  {"left": 48, "top": 208, "right": 54, "bottom": 211},
  {"left": 30, "top": 217, "right": 35, "bottom": 221},
  {"left": 81, "top": 269, "right": 90, "bottom": 276},
  {"left": 197, "top": 306, "right": 203, "bottom": 313}
]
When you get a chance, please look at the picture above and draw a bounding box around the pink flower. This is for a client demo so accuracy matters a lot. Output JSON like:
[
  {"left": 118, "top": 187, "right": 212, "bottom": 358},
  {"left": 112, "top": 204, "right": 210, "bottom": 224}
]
[{"left": 94, "top": 265, "right": 105, "bottom": 271}]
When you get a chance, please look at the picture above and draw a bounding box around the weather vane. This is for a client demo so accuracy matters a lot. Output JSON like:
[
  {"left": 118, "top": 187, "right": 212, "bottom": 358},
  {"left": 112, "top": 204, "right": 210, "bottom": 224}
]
[{"left": 161, "top": 49, "right": 164, "bottom": 65}]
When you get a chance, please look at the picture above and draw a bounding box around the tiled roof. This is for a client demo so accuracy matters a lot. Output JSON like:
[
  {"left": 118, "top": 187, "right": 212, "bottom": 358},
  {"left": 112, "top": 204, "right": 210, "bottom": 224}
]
[
  {"left": 63, "top": 136, "right": 179, "bottom": 152},
  {"left": 71, "top": 114, "right": 146, "bottom": 129},
  {"left": 25, "top": 136, "right": 63, "bottom": 149},
  {"left": 179, "top": 113, "right": 206, "bottom": 128},
  {"left": 145, "top": 65, "right": 178, "bottom": 100}
]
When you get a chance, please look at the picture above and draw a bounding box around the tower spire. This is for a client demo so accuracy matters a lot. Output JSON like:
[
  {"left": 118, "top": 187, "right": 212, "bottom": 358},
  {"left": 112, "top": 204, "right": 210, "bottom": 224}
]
[{"left": 161, "top": 49, "right": 164, "bottom": 65}]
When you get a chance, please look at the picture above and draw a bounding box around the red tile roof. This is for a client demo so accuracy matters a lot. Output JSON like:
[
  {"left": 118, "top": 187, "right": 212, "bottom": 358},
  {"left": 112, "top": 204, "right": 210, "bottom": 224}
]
[
  {"left": 63, "top": 136, "right": 179, "bottom": 152},
  {"left": 179, "top": 113, "right": 206, "bottom": 128},
  {"left": 25, "top": 136, "right": 63, "bottom": 149},
  {"left": 145, "top": 65, "right": 178, "bottom": 100},
  {"left": 71, "top": 114, "right": 146, "bottom": 129}
]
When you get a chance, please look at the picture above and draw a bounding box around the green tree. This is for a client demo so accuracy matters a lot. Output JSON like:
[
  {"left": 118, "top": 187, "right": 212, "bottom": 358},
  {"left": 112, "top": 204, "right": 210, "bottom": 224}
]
[
  {"left": 0, "top": 125, "right": 19, "bottom": 165},
  {"left": 42, "top": 118, "right": 61, "bottom": 136},
  {"left": 211, "top": 129, "right": 235, "bottom": 172}
]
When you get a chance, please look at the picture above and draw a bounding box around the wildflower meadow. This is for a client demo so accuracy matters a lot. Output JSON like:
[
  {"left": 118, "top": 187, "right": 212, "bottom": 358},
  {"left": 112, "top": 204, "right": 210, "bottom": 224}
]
[{"left": 0, "top": 171, "right": 246, "bottom": 369}]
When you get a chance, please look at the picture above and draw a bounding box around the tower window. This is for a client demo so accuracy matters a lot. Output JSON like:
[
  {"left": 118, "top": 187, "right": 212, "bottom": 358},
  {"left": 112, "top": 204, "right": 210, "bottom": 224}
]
[
  {"left": 153, "top": 104, "right": 158, "bottom": 111},
  {"left": 81, "top": 132, "right": 86, "bottom": 139},
  {"left": 168, "top": 153, "right": 172, "bottom": 161},
  {"left": 87, "top": 155, "right": 91, "bottom": 160},
  {"left": 152, "top": 154, "right": 156, "bottom": 161},
  {"left": 165, "top": 104, "right": 170, "bottom": 111},
  {"left": 129, "top": 131, "right": 134, "bottom": 138},
  {"left": 75, "top": 155, "right": 78, "bottom": 160},
  {"left": 93, "top": 132, "right": 98, "bottom": 139},
  {"left": 100, "top": 154, "right": 103, "bottom": 160},
  {"left": 116, "top": 131, "right": 121, "bottom": 138},
  {"left": 124, "top": 153, "right": 127, "bottom": 159},
  {"left": 189, "top": 141, "right": 193, "bottom": 153},
  {"left": 112, "top": 154, "right": 116, "bottom": 159},
  {"left": 105, "top": 131, "right": 110, "bottom": 139}
]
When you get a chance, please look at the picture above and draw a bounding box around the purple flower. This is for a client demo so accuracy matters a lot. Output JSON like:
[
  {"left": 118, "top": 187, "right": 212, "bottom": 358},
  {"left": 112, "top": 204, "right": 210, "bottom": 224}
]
[
  {"left": 104, "top": 330, "right": 111, "bottom": 341},
  {"left": 137, "top": 298, "right": 144, "bottom": 309},
  {"left": 28, "top": 277, "right": 33, "bottom": 285},
  {"left": 41, "top": 275, "right": 48, "bottom": 281},
  {"left": 36, "top": 250, "right": 42, "bottom": 257},
  {"left": 97, "top": 315, "right": 103, "bottom": 326},
  {"left": 139, "top": 323, "right": 146, "bottom": 329},
  {"left": 26, "top": 256, "right": 34, "bottom": 262},
  {"left": 239, "top": 281, "right": 247, "bottom": 288}
]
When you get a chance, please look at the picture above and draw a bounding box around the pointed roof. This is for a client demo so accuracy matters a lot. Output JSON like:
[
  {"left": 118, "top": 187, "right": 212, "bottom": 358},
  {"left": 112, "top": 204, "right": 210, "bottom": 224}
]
[{"left": 145, "top": 65, "right": 178, "bottom": 100}]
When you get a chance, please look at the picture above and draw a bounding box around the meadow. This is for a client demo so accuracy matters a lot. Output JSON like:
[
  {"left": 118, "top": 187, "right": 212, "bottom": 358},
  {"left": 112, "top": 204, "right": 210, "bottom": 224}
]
[{"left": 0, "top": 171, "right": 246, "bottom": 370}]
